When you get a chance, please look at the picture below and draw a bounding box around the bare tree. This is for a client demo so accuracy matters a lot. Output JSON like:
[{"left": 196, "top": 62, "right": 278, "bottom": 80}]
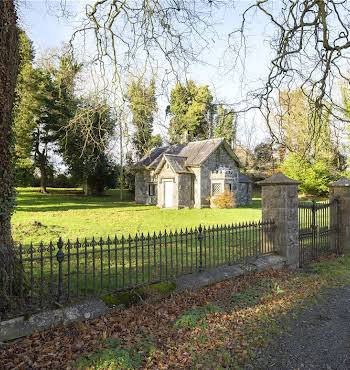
[
  {"left": 66, "top": 1, "right": 220, "bottom": 89},
  {"left": 229, "top": 0, "right": 350, "bottom": 144},
  {"left": 60, "top": 1, "right": 350, "bottom": 153}
]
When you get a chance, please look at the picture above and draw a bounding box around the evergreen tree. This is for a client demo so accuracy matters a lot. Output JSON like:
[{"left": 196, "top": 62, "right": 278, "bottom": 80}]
[
  {"left": 213, "top": 105, "right": 236, "bottom": 145},
  {"left": 13, "top": 33, "right": 80, "bottom": 192},
  {"left": 127, "top": 77, "right": 160, "bottom": 159},
  {"left": 167, "top": 80, "right": 213, "bottom": 143}
]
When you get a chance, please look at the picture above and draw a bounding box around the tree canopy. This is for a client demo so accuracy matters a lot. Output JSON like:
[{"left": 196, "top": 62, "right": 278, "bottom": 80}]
[
  {"left": 59, "top": 97, "right": 116, "bottom": 195},
  {"left": 13, "top": 31, "right": 80, "bottom": 192},
  {"left": 127, "top": 77, "right": 161, "bottom": 159},
  {"left": 168, "top": 80, "right": 213, "bottom": 143}
]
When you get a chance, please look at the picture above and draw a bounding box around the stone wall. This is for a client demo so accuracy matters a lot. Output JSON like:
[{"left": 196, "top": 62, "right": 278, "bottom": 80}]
[
  {"left": 201, "top": 145, "right": 240, "bottom": 207},
  {"left": 260, "top": 174, "right": 300, "bottom": 268},
  {"left": 192, "top": 167, "right": 201, "bottom": 208},
  {"left": 177, "top": 173, "right": 194, "bottom": 208},
  {"left": 135, "top": 170, "right": 157, "bottom": 205},
  {"left": 329, "top": 179, "right": 350, "bottom": 253},
  {"left": 236, "top": 182, "right": 252, "bottom": 206}
]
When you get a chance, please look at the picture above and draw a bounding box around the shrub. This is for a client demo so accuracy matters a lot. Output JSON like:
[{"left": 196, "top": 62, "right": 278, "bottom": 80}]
[{"left": 211, "top": 189, "right": 236, "bottom": 208}]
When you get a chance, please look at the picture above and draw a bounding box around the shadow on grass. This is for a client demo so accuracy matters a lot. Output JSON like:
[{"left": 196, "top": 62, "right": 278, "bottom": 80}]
[
  {"left": 16, "top": 188, "right": 262, "bottom": 213},
  {"left": 15, "top": 188, "right": 139, "bottom": 212}
]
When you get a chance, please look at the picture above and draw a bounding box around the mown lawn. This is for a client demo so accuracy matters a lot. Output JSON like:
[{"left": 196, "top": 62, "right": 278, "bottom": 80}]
[{"left": 12, "top": 188, "right": 262, "bottom": 245}]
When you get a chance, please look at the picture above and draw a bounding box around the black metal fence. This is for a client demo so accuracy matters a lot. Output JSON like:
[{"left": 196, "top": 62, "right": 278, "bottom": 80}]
[
  {"left": 298, "top": 200, "right": 339, "bottom": 266},
  {"left": 8, "top": 220, "right": 275, "bottom": 317}
]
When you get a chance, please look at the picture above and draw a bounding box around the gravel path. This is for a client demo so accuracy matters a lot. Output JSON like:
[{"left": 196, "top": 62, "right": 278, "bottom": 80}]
[{"left": 247, "top": 285, "right": 350, "bottom": 370}]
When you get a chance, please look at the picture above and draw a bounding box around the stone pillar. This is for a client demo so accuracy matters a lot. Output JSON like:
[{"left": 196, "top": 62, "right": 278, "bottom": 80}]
[
  {"left": 258, "top": 173, "right": 300, "bottom": 268},
  {"left": 329, "top": 178, "right": 350, "bottom": 254}
]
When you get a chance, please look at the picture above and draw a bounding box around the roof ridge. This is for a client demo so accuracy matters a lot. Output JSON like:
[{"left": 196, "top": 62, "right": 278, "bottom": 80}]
[
  {"left": 185, "top": 137, "right": 223, "bottom": 144},
  {"left": 164, "top": 154, "right": 188, "bottom": 158}
]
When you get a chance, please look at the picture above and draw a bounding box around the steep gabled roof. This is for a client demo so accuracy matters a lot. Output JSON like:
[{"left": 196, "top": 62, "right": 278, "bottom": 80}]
[
  {"left": 136, "top": 145, "right": 177, "bottom": 168},
  {"left": 178, "top": 138, "right": 223, "bottom": 166},
  {"left": 136, "top": 138, "right": 241, "bottom": 170},
  {"left": 147, "top": 144, "right": 185, "bottom": 169},
  {"left": 154, "top": 154, "right": 191, "bottom": 175}
]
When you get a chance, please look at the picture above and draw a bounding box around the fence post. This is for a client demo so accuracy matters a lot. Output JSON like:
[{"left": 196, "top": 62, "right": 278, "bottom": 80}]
[
  {"left": 198, "top": 225, "right": 203, "bottom": 272},
  {"left": 56, "top": 237, "right": 64, "bottom": 302},
  {"left": 329, "top": 178, "right": 350, "bottom": 254},
  {"left": 258, "top": 173, "right": 300, "bottom": 268}
]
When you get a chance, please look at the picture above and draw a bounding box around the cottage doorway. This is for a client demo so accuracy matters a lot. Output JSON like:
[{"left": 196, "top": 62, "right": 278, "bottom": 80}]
[{"left": 164, "top": 181, "right": 174, "bottom": 208}]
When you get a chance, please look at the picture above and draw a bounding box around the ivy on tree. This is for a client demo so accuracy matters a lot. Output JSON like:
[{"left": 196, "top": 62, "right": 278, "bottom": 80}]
[
  {"left": 127, "top": 77, "right": 161, "bottom": 159},
  {"left": 167, "top": 80, "right": 213, "bottom": 143}
]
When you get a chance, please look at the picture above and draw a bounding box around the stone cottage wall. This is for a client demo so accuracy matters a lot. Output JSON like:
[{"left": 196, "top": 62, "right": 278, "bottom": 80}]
[
  {"left": 177, "top": 173, "right": 194, "bottom": 208},
  {"left": 201, "top": 146, "right": 239, "bottom": 207},
  {"left": 191, "top": 167, "right": 201, "bottom": 208},
  {"left": 135, "top": 170, "right": 157, "bottom": 205},
  {"left": 157, "top": 164, "right": 178, "bottom": 208},
  {"left": 236, "top": 182, "right": 252, "bottom": 206}
]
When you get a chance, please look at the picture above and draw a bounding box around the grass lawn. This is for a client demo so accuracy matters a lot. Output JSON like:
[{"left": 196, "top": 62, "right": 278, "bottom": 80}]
[{"left": 12, "top": 188, "right": 262, "bottom": 245}]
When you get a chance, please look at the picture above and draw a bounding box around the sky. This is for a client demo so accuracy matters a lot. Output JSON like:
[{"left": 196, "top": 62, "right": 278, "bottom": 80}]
[{"left": 17, "top": 0, "right": 274, "bottom": 147}]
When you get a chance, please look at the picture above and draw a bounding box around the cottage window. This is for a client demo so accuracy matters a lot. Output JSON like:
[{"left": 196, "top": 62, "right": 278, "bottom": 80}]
[
  {"left": 148, "top": 183, "right": 156, "bottom": 196},
  {"left": 212, "top": 183, "right": 222, "bottom": 195},
  {"left": 225, "top": 183, "right": 232, "bottom": 192}
]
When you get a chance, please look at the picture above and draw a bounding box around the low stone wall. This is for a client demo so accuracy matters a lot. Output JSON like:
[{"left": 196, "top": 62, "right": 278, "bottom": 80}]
[
  {"left": 0, "top": 255, "right": 285, "bottom": 343},
  {"left": 175, "top": 255, "right": 285, "bottom": 292},
  {"left": 0, "top": 300, "right": 109, "bottom": 343}
]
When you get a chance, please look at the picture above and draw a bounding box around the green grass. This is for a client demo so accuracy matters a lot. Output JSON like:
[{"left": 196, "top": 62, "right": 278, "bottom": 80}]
[
  {"left": 13, "top": 187, "right": 262, "bottom": 245},
  {"left": 174, "top": 303, "right": 222, "bottom": 329},
  {"left": 75, "top": 338, "right": 143, "bottom": 370}
]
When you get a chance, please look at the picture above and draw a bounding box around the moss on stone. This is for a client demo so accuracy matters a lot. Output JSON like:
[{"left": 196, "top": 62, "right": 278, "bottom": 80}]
[
  {"left": 101, "top": 290, "right": 145, "bottom": 307},
  {"left": 147, "top": 281, "right": 176, "bottom": 294},
  {"left": 101, "top": 281, "right": 176, "bottom": 307}
]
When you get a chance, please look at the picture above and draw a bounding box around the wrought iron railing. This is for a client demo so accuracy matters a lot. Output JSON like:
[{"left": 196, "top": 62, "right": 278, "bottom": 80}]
[
  {"left": 6, "top": 220, "right": 275, "bottom": 318},
  {"left": 298, "top": 200, "right": 339, "bottom": 266}
]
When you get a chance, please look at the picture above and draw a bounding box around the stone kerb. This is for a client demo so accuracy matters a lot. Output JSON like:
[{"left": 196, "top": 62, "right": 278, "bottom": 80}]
[
  {"left": 329, "top": 178, "right": 350, "bottom": 253},
  {"left": 258, "top": 173, "right": 300, "bottom": 268}
]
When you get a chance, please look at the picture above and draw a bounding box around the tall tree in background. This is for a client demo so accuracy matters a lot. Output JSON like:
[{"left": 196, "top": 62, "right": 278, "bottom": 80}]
[
  {"left": 277, "top": 90, "right": 333, "bottom": 158},
  {"left": 65, "top": 1, "right": 350, "bottom": 152},
  {"left": 0, "top": 0, "right": 20, "bottom": 312},
  {"left": 279, "top": 89, "right": 344, "bottom": 195},
  {"left": 168, "top": 80, "right": 213, "bottom": 143},
  {"left": 60, "top": 97, "right": 116, "bottom": 195},
  {"left": 127, "top": 77, "right": 160, "bottom": 159},
  {"left": 13, "top": 29, "right": 36, "bottom": 185},
  {"left": 342, "top": 86, "right": 350, "bottom": 165},
  {"left": 13, "top": 36, "right": 80, "bottom": 193},
  {"left": 213, "top": 105, "right": 236, "bottom": 146},
  {"left": 14, "top": 63, "right": 60, "bottom": 193}
]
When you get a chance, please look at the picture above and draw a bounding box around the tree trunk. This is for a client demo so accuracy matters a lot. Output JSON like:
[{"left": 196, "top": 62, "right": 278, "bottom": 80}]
[
  {"left": 0, "top": 0, "right": 20, "bottom": 313},
  {"left": 119, "top": 122, "right": 124, "bottom": 201},
  {"left": 83, "top": 178, "right": 105, "bottom": 196},
  {"left": 39, "top": 159, "right": 48, "bottom": 194}
]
